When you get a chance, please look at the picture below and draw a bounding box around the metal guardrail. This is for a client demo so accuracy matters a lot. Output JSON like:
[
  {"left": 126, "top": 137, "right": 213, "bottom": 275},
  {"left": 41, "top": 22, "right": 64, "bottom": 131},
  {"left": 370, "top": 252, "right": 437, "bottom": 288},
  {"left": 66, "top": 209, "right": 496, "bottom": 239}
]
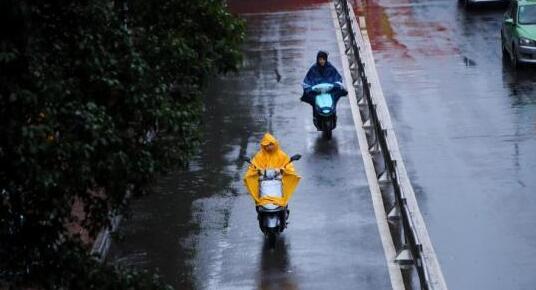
[
  {"left": 334, "top": 1, "right": 433, "bottom": 289},
  {"left": 90, "top": 190, "right": 131, "bottom": 261}
]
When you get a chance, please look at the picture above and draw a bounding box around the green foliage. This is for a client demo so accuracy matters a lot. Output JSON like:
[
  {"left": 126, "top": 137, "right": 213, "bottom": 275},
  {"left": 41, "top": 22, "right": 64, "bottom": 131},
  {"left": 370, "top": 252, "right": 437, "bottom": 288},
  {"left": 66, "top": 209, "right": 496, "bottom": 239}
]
[{"left": 0, "top": 0, "right": 244, "bottom": 288}]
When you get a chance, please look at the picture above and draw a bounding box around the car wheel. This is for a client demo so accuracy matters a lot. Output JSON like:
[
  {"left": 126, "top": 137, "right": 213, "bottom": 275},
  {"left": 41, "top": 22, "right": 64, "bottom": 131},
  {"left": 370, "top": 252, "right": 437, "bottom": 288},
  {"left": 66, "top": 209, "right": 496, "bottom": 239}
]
[
  {"left": 501, "top": 34, "right": 508, "bottom": 61},
  {"left": 511, "top": 44, "right": 520, "bottom": 70}
]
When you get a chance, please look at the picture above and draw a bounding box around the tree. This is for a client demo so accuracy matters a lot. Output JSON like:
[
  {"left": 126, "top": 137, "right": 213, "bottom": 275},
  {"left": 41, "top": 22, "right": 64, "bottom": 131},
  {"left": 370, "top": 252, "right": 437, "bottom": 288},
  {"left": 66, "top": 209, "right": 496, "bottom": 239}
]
[{"left": 0, "top": 0, "right": 244, "bottom": 288}]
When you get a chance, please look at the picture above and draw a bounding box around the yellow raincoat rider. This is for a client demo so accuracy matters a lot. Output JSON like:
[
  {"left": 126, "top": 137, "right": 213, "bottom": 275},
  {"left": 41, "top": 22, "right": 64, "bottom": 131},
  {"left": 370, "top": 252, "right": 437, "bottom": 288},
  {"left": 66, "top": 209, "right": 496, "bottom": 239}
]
[{"left": 243, "top": 133, "right": 301, "bottom": 207}]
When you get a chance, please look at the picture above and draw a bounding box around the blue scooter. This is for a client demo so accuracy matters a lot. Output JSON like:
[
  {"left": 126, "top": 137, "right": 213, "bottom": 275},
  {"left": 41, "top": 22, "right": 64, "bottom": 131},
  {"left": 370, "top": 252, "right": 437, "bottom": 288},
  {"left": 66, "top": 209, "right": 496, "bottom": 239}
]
[{"left": 310, "top": 83, "right": 347, "bottom": 140}]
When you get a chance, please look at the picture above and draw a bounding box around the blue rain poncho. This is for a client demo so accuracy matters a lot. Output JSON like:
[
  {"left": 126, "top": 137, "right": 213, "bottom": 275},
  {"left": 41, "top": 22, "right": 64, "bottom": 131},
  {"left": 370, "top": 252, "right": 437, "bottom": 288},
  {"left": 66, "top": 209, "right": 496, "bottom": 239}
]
[
  {"left": 302, "top": 61, "right": 343, "bottom": 91},
  {"left": 301, "top": 51, "right": 346, "bottom": 105}
]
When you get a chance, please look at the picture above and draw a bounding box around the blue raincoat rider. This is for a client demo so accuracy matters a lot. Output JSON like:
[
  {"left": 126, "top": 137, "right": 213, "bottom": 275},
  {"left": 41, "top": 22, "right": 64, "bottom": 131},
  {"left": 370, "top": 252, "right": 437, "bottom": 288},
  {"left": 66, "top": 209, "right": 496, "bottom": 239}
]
[{"left": 300, "top": 50, "right": 347, "bottom": 106}]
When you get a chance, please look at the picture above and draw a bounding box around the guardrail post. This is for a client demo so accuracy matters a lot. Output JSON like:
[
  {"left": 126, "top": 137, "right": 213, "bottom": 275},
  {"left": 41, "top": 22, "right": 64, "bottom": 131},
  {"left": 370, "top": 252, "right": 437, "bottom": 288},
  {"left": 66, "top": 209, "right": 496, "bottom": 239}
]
[
  {"left": 369, "top": 142, "right": 380, "bottom": 155},
  {"left": 395, "top": 245, "right": 414, "bottom": 266},
  {"left": 390, "top": 159, "right": 398, "bottom": 183},
  {"left": 387, "top": 203, "right": 400, "bottom": 221},
  {"left": 377, "top": 169, "right": 389, "bottom": 184}
]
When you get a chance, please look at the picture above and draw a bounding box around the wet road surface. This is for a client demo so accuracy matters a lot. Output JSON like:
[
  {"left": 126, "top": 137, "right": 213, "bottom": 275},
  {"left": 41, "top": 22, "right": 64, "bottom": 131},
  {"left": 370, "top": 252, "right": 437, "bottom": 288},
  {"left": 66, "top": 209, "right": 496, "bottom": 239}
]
[
  {"left": 359, "top": 0, "right": 536, "bottom": 289},
  {"left": 109, "top": 2, "right": 393, "bottom": 289}
]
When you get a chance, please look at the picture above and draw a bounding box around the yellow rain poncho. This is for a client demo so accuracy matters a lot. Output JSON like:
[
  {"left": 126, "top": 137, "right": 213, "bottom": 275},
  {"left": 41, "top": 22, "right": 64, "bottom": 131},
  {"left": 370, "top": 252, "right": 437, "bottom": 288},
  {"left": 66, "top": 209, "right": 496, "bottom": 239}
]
[{"left": 243, "top": 133, "right": 301, "bottom": 207}]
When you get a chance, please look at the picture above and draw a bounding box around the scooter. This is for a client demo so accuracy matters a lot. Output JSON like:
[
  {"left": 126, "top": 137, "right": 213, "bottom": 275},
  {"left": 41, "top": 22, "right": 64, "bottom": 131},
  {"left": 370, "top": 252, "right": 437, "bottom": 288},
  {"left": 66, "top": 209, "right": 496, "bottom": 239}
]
[
  {"left": 244, "top": 154, "right": 301, "bottom": 248},
  {"left": 311, "top": 82, "right": 347, "bottom": 140}
]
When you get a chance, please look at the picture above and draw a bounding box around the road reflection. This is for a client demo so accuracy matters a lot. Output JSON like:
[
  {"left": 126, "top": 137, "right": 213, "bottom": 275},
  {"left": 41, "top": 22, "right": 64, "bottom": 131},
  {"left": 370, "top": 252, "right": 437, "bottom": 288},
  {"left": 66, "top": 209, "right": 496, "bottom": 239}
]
[
  {"left": 502, "top": 62, "right": 536, "bottom": 106},
  {"left": 502, "top": 61, "right": 536, "bottom": 189},
  {"left": 257, "top": 236, "right": 298, "bottom": 290},
  {"left": 313, "top": 135, "right": 339, "bottom": 155}
]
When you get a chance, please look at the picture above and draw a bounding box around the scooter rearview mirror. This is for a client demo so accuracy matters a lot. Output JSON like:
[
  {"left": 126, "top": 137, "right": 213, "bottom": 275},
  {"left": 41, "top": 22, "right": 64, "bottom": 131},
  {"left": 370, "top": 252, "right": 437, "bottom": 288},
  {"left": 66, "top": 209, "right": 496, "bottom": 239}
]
[
  {"left": 290, "top": 154, "right": 302, "bottom": 162},
  {"left": 243, "top": 157, "right": 252, "bottom": 164}
]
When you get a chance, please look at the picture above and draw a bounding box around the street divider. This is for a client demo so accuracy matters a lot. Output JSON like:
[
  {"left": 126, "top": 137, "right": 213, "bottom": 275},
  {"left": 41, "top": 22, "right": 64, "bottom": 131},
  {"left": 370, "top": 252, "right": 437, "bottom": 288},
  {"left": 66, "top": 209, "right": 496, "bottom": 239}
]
[{"left": 333, "top": 1, "right": 448, "bottom": 289}]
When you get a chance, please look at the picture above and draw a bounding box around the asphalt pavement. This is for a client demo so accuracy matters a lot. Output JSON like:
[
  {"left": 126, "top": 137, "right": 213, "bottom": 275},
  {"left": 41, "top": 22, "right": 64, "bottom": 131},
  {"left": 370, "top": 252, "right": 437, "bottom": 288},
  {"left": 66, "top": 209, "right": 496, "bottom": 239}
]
[
  {"left": 359, "top": 0, "right": 536, "bottom": 289},
  {"left": 108, "top": 2, "right": 393, "bottom": 289}
]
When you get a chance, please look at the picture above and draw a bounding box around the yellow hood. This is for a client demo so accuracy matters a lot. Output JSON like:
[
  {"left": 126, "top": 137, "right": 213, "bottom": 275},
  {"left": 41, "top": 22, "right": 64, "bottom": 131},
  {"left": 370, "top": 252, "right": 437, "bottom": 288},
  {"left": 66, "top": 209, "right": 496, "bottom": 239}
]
[{"left": 243, "top": 133, "right": 301, "bottom": 206}]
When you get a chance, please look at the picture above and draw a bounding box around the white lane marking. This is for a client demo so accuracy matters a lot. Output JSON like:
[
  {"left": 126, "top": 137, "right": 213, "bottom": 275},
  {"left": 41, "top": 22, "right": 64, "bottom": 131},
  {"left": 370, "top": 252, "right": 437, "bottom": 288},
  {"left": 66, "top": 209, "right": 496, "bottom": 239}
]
[{"left": 330, "top": 3, "right": 406, "bottom": 290}]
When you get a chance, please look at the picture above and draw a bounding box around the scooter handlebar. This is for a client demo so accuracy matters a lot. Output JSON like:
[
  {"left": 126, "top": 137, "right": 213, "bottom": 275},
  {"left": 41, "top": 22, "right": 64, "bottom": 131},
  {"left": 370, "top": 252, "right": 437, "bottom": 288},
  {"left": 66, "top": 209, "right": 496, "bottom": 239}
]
[{"left": 245, "top": 153, "right": 302, "bottom": 174}]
